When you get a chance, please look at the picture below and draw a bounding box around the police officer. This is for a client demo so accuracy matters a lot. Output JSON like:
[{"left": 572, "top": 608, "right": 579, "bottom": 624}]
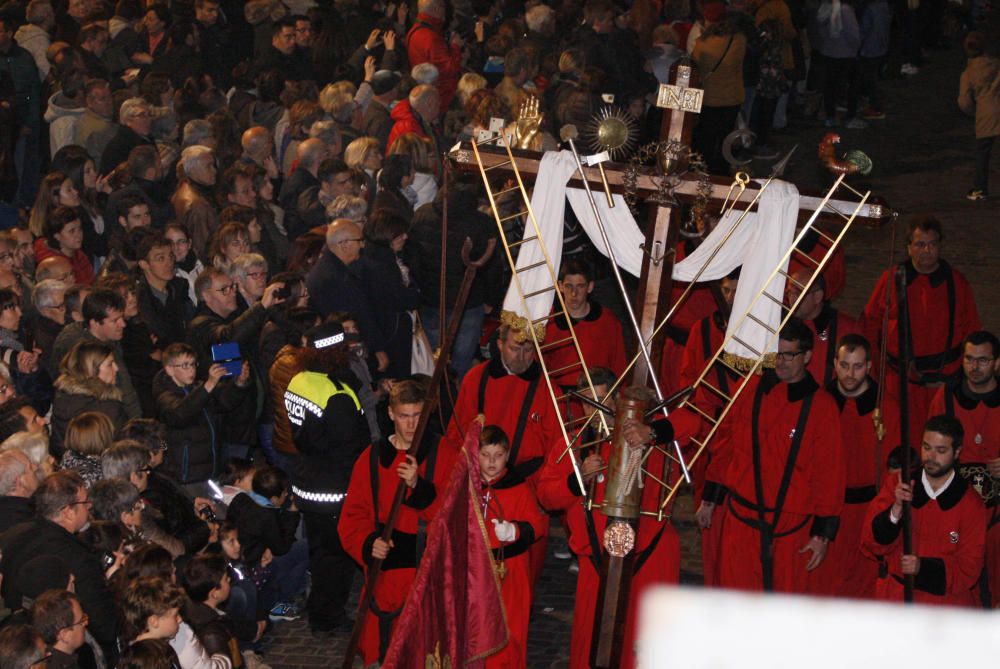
[{"left": 283, "top": 319, "right": 370, "bottom": 634}]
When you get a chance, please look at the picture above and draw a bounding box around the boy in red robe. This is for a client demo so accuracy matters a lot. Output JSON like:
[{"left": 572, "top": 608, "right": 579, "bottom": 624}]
[
  {"left": 543, "top": 258, "right": 627, "bottom": 395},
  {"left": 861, "top": 414, "right": 986, "bottom": 606},
  {"left": 809, "top": 334, "right": 899, "bottom": 598},
  {"left": 339, "top": 380, "right": 440, "bottom": 666},
  {"left": 927, "top": 331, "right": 1000, "bottom": 605},
  {"left": 478, "top": 425, "right": 546, "bottom": 669}
]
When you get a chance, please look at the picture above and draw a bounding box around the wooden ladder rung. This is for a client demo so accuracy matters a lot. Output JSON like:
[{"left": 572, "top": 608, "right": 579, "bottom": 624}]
[
  {"left": 547, "top": 360, "right": 582, "bottom": 377},
  {"left": 523, "top": 285, "right": 556, "bottom": 299},
  {"left": 747, "top": 312, "right": 777, "bottom": 335},
  {"left": 812, "top": 226, "right": 837, "bottom": 244},
  {"left": 515, "top": 259, "right": 548, "bottom": 274},
  {"left": 762, "top": 291, "right": 784, "bottom": 307},
  {"left": 686, "top": 402, "right": 720, "bottom": 426},
  {"left": 718, "top": 356, "right": 749, "bottom": 378},
  {"left": 699, "top": 379, "right": 732, "bottom": 404},
  {"left": 778, "top": 269, "right": 806, "bottom": 291},
  {"left": 499, "top": 210, "right": 527, "bottom": 224},
  {"left": 540, "top": 335, "right": 574, "bottom": 351},
  {"left": 483, "top": 160, "right": 512, "bottom": 171},
  {"left": 508, "top": 235, "right": 538, "bottom": 248},
  {"left": 791, "top": 246, "right": 820, "bottom": 266},
  {"left": 731, "top": 335, "right": 762, "bottom": 358}
]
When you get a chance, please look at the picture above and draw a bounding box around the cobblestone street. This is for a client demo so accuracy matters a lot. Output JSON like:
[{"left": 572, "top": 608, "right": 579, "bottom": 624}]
[{"left": 263, "top": 11, "right": 999, "bottom": 667}]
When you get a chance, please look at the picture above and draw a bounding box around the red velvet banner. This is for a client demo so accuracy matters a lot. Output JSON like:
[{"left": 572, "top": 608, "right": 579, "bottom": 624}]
[{"left": 382, "top": 417, "right": 508, "bottom": 668}]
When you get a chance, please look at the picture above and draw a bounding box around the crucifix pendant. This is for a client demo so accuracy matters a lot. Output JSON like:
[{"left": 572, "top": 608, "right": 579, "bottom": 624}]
[
  {"left": 975, "top": 433, "right": 983, "bottom": 445},
  {"left": 494, "top": 560, "right": 507, "bottom": 580}
]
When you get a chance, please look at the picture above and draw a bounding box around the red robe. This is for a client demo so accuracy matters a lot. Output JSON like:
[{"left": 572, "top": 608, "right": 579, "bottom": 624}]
[
  {"left": 657, "top": 240, "right": 718, "bottom": 396},
  {"left": 536, "top": 409, "right": 700, "bottom": 669},
  {"left": 788, "top": 226, "right": 846, "bottom": 300},
  {"left": 443, "top": 356, "right": 562, "bottom": 580},
  {"left": 481, "top": 470, "right": 546, "bottom": 669},
  {"left": 808, "top": 380, "right": 899, "bottom": 598},
  {"left": 802, "top": 304, "right": 861, "bottom": 388},
  {"left": 678, "top": 312, "right": 737, "bottom": 585},
  {"left": 860, "top": 260, "right": 980, "bottom": 441},
  {"left": 542, "top": 301, "right": 626, "bottom": 391},
  {"left": 928, "top": 381, "right": 1000, "bottom": 605},
  {"left": 709, "top": 372, "right": 845, "bottom": 593},
  {"left": 861, "top": 471, "right": 986, "bottom": 606},
  {"left": 339, "top": 439, "right": 439, "bottom": 666}
]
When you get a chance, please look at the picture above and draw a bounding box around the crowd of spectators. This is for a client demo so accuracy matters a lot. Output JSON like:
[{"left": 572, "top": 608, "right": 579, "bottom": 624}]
[{"left": 0, "top": 0, "right": 993, "bottom": 666}]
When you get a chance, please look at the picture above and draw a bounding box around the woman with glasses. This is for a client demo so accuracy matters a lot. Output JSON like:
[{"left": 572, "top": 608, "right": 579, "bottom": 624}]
[
  {"left": 92, "top": 477, "right": 184, "bottom": 558},
  {"left": 164, "top": 223, "right": 204, "bottom": 305},
  {"left": 50, "top": 340, "right": 129, "bottom": 457}
]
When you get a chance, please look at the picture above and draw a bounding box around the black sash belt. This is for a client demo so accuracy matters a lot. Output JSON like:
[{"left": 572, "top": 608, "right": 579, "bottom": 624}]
[
  {"left": 750, "top": 383, "right": 815, "bottom": 591},
  {"left": 844, "top": 485, "right": 878, "bottom": 504}
]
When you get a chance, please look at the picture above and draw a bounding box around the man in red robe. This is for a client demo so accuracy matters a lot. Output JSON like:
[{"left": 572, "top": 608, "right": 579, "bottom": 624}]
[
  {"left": 537, "top": 375, "right": 700, "bottom": 669},
  {"left": 339, "top": 381, "right": 440, "bottom": 666},
  {"left": 679, "top": 269, "right": 739, "bottom": 586},
  {"left": 788, "top": 226, "right": 847, "bottom": 300},
  {"left": 928, "top": 330, "right": 1000, "bottom": 606},
  {"left": 861, "top": 414, "right": 986, "bottom": 606},
  {"left": 658, "top": 239, "right": 719, "bottom": 396},
  {"left": 786, "top": 270, "right": 862, "bottom": 387},
  {"left": 478, "top": 425, "right": 546, "bottom": 669},
  {"left": 809, "top": 334, "right": 899, "bottom": 598},
  {"left": 543, "top": 258, "right": 626, "bottom": 396},
  {"left": 700, "top": 318, "right": 845, "bottom": 593},
  {"left": 861, "top": 215, "right": 981, "bottom": 441},
  {"left": 442, "top": 322, "right": 563, "bottom": 579}
]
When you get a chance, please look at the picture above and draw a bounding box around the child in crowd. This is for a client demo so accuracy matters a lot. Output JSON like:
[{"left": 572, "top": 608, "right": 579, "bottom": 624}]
[
  {"left": 217, "top": 459, "right": 256, "bottom": 515},
  {"left": 211, "top": 522, "right": 270, "bottom": 652},
  {"left": 180, "top": 554, "right": 268, "bottom": 669},
  {"left": 225, "top": 466, "right": 306, "bottom": 622},
  {"left": 478, "top": 425, "right": 546, "bottom": 669}
]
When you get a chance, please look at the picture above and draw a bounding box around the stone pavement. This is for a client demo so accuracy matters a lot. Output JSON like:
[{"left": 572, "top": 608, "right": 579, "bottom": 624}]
[{"left": 264, "top": 12, "right": 998, "bottom": 668}]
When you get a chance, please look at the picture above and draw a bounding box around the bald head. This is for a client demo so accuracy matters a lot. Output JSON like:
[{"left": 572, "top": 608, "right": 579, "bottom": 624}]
[
  {"left": 409, "top": 84, "right": 440, "bottom": 121},
  {"left": 298, "top": 138, "right": 327, "bottom": 175},
  {"left": 327, "top": 218, "right": 364, "bottom": 265},
  {"left": 36, "top": 256, "right": 74, "bottom": 283},
  {"left": 417, "top": 0, "right": 445, "bottom": 19},
  {"left": 241, "top": 126, "right": 272, "bottom": 161}
]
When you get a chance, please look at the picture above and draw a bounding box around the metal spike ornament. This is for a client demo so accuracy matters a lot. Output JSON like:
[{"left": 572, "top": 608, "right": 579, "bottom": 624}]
[{"left": 585, "top": 106, "right": 639, "bottom": 160}]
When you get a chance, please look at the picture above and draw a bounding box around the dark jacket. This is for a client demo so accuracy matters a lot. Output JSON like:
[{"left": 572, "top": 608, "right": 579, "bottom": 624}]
[
  {"left": 181, "top": 599, "right": 246, "bottom": 663},
  {"left": 50, "top": 375, "right": 129, "bottom": 458},
  {"left": 306, "top": 248, "right": 386, "bottom": 354},
  {"left": 121, "top": 317, "right": 161, "bottom": 417},
  {"left": 294, "top": 184, "right": 328, "bottom": 235},
  {"left": 33, "top": 314, "right": 64, "bottom": 378},
  {"left": 143, "top": 470, "right": 211, "bottom": 553},
  {"left": 136, "top": 275, "right": 195, "bottom": 349},
  {"left": 0, "top": 41, "right": 41, "bottom": 130},
  {"left": 99, "top": 124, "right": 154, "bottom": 176},
  {"left": 409, "top": 185, "right": 501, "bottom": 310},
  {"left": 52, "top": 322, "right": 143, "bottom": 420},
  {"left": 153, "top": 368, "right": 248, "bottom": 483},
  {"left": 361, "top": 99, "right": 393, "bottom": 150},
  {"left": 226, "top": 491, "right": 300, "bottom": 562},
  {"left": 0, "top": 495, "right": 32, "bottom": 535},
  {"left": 0, "top": 518, "right": 118, "bottom": 646},
  {"left": 356, "top": 242, "right": 420, "bottom": 378},
  {"left": 278, "top": 168, "right": 319, "bottom": 241}
]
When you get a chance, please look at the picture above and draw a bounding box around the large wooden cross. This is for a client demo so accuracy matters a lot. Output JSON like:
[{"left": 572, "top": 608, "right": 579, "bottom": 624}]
[{"left": 449, "top": 61, "right": 889, "bottom": 668}]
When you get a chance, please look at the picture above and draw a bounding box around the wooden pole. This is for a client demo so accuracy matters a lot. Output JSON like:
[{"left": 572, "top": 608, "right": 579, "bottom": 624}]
[
  {"left": 894, "top": 265, "right": 914, "bottom": 603},
  {"left": 341, "top": 238, "right": 496, "bottom": 668}
]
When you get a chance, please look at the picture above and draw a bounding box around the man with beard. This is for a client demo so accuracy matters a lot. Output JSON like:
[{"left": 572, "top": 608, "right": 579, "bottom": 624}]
[
  {"left": 928, "top": 330, "right": 1000, "bottom": 605},
  {"left": 808, "top": 334, "right": 899, "bottom": 598},
  {"left": 702, "top": 318, "right": 844, "bottom": 593},
  {"left": 862, "top": 414, "right": 986, "bottom": 606}
]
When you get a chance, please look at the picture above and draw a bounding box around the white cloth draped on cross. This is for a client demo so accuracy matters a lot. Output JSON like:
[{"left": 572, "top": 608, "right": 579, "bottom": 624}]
[{"left": 500, "top": 150, "right": 798, "bottom": 363}]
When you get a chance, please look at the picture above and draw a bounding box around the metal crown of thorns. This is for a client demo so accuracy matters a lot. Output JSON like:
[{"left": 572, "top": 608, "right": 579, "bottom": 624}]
[{"left": 623, "top": 141, "right": 713, "bottom": 237}]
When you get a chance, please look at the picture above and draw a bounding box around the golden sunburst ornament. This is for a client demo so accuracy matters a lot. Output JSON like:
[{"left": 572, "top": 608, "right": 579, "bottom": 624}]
[{"left": 585, "top": 106, "right": 639, "bottom": 161}]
